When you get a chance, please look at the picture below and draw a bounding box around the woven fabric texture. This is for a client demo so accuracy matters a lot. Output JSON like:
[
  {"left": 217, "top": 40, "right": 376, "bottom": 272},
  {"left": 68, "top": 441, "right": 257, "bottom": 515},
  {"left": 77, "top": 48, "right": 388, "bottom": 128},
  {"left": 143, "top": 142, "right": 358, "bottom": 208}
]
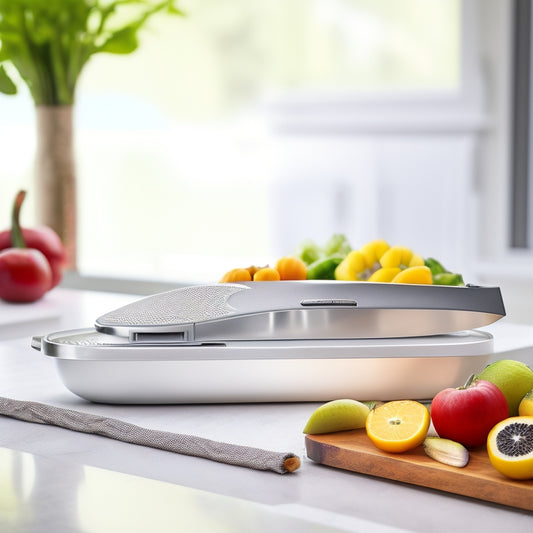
[{"left": 0, "top": 396, "right": 298, "bottom": 474}]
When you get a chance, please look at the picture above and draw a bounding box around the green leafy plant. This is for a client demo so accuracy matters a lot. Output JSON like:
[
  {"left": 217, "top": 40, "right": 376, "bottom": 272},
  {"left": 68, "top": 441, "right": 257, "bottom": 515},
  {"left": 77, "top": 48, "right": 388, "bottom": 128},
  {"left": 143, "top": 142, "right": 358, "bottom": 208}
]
[
  {"left": 0, "top": 0, "right": 183, "bottom": 105},
  {"left": 0, "top": 0, "right": 183, "bottom": 270}
]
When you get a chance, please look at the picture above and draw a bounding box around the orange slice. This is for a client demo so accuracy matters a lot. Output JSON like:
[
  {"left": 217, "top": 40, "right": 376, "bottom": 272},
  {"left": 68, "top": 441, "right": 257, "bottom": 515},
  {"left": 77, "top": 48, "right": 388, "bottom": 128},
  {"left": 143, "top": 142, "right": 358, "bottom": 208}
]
[{"left": 365, "top": 400, "right": 430, "bottom": 453}]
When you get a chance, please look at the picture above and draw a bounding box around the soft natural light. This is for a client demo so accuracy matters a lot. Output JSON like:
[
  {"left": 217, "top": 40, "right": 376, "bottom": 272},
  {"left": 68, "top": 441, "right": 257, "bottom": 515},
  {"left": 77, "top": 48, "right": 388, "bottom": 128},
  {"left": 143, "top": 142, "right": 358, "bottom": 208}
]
[{"left": 0, "top": 0, "right": 461, "bottom": 284}]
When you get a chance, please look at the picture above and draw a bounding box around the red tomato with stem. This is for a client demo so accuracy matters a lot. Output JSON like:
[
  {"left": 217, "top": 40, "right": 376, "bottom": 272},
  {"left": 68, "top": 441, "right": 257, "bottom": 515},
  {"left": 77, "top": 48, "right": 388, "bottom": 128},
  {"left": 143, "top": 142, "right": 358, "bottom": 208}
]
[
  {"left": 0, "top": 248, "right": 52, "bottom": 302},
  {"left": 430, "top": 378, "right": 509, "bottom": 448},
  {"left": 0, "top": 190, "right": 54, "bottom": 302},
  {"left": 0, "top": 191, "right": 66, "bottom": 288},
  {"left": 0, "top": 226, "right": 65, "bottom": 288}
]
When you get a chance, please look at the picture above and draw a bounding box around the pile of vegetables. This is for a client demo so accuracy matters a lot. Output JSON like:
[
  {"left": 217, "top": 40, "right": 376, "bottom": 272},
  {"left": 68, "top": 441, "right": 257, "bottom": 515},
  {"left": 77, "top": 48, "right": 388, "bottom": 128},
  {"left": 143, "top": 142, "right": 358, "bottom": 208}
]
[{"left": 220, "top": 234, "right": 464, "bottom": 286}]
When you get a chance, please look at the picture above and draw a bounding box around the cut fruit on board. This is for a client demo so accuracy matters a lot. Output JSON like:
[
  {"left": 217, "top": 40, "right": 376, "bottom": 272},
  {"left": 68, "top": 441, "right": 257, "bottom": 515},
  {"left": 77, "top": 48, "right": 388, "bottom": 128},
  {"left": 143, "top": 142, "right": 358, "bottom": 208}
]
[{"left": 305, "top": 429, "right": 533, "bottom": 511}]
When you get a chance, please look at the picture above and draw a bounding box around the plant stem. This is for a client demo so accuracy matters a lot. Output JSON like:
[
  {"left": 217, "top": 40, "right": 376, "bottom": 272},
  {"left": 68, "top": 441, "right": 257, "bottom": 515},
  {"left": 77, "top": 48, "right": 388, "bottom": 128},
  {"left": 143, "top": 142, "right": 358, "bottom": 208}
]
[{"left": 10, "top": 190, "right": 27, "bottom": 249}]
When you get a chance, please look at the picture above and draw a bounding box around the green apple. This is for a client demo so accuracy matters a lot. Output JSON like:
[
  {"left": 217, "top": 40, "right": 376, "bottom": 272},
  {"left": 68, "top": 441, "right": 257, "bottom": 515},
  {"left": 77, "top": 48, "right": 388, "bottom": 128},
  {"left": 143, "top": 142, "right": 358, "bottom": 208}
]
[
  {"left": 476, "top": 359, "right": 533, "bottom": 416},
  {"left": 303, "top": 399, "right": 370, "bottom": 434}
]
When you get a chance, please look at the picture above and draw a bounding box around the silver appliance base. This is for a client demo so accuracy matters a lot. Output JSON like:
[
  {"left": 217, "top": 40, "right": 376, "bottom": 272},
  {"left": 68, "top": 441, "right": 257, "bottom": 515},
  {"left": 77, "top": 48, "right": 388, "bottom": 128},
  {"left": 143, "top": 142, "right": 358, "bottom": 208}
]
[{"left": 43, "top": 330, "right": 493, "bottom": 404}]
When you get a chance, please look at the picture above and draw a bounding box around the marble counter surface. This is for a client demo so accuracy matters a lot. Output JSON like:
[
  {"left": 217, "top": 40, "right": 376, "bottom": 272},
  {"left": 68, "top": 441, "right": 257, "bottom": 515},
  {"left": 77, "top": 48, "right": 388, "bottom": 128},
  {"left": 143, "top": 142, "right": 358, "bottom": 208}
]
[{"left": 0, "top": 288, "right": 532, "bottom": 532}]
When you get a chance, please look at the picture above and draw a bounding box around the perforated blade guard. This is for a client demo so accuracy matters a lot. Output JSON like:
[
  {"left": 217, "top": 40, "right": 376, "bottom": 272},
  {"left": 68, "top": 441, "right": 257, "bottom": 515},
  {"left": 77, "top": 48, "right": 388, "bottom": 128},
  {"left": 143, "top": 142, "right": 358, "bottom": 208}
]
[{"left": 93, "top": 281, "right": 505, "bottom": 344}]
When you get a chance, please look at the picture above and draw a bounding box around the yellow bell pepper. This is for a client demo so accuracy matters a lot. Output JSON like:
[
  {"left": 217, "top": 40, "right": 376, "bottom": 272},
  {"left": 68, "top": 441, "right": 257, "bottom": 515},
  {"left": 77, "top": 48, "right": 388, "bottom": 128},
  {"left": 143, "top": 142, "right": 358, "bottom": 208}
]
[
  {"left": 391, "top": 265, "right": 433, "bottom": 284},
  {"left": 359, "top": 239, "right": 390, "bottom": 270},
  {"left": 379, "top": 246, "right": 424, "bottom": 269},
  {"left": 334, "top": 250, "right": 367, "bottom": 281},
  {"left": 367, "top": 267, "right": 401, "bottom": 282},
  {"left": 360, "top": 243, "right": 429, "bottom": 284},
  {"left": 335, "top": 240, "right": 390, "bottom": 281}
]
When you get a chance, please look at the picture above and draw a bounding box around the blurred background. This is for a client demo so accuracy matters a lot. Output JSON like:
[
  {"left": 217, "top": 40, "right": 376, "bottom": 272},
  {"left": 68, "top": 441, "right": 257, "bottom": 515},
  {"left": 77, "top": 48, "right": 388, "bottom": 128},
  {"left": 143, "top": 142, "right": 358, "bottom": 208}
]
[{"left": 1, "top": 0, "right": 531, "bottom": 321}]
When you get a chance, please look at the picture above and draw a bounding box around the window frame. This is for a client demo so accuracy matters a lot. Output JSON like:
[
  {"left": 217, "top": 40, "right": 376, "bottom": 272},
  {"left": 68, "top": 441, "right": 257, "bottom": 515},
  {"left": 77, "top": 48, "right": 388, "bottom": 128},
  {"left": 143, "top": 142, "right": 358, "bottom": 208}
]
[{"left": 511, "top": 0, "right": 533, "bottom": 248}]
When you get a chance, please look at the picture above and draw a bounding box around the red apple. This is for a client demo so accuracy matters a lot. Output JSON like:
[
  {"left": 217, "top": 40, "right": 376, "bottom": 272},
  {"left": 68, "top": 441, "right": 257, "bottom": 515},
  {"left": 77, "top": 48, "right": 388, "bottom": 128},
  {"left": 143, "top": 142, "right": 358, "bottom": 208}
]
[{"left": 430, "top": 378, "right": 509, "bottom": 448}]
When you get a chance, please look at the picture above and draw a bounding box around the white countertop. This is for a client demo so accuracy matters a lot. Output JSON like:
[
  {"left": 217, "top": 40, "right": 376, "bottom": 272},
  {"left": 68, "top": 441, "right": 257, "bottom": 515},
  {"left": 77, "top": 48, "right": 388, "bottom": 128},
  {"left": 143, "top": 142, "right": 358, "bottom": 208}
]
[{"left": 0, "top": 288, "right": 532, "bottom": 532}]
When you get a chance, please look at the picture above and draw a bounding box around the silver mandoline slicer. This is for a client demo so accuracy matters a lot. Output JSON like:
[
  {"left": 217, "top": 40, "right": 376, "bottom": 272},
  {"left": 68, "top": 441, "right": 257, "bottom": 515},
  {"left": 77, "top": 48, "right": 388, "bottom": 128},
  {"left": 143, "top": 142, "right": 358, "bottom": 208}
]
[{"left": 32, "top": 281, "right": 506, "bottom": 404}]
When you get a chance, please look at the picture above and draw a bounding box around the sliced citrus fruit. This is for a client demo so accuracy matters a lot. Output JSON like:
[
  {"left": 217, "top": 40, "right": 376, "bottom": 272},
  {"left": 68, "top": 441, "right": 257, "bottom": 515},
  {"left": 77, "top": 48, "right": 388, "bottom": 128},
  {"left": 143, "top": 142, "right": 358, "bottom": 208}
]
[
  {"left": 487, "top": 416, "right": 533, "bottom": 480},
  {"left": 519, "top": 389, "right": 533, "bottom": 416},
  {"left": 303, "top": 399, "right": 370, "bottom": 434},
  {"left": 365, "top": 400, "right": 430, "bottom": 453}
]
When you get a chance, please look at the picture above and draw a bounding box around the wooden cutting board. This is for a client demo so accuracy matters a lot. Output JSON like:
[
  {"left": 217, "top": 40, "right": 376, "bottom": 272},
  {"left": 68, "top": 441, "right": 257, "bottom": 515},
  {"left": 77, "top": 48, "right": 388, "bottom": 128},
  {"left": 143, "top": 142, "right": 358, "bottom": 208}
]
[{"left": 305, "top": 429, "right": 533, "bottom": 511}]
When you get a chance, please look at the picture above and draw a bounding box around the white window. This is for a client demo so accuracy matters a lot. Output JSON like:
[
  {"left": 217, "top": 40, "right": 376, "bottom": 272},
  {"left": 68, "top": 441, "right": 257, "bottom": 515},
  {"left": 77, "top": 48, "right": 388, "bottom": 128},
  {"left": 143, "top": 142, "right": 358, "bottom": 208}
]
[{"left": 1, "top": 0, "right": 482, "bottom": 288}]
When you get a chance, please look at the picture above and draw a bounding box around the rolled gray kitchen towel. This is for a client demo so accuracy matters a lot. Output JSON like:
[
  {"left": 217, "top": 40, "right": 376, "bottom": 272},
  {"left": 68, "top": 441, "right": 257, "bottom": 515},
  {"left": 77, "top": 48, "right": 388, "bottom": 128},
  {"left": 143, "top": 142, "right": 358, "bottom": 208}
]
[{"left": 0, "top": 396, "right": 300, "bottom": 474}]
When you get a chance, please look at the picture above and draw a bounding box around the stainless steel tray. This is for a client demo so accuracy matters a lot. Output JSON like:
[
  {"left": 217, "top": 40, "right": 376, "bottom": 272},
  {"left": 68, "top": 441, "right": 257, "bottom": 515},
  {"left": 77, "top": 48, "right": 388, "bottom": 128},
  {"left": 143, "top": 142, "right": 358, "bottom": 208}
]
[
  {"left": 34, "top": 329, "right": 493, "bottom": 404},
  {"left": 32, "top": 282, "right": 504, "bottom": 404}
]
